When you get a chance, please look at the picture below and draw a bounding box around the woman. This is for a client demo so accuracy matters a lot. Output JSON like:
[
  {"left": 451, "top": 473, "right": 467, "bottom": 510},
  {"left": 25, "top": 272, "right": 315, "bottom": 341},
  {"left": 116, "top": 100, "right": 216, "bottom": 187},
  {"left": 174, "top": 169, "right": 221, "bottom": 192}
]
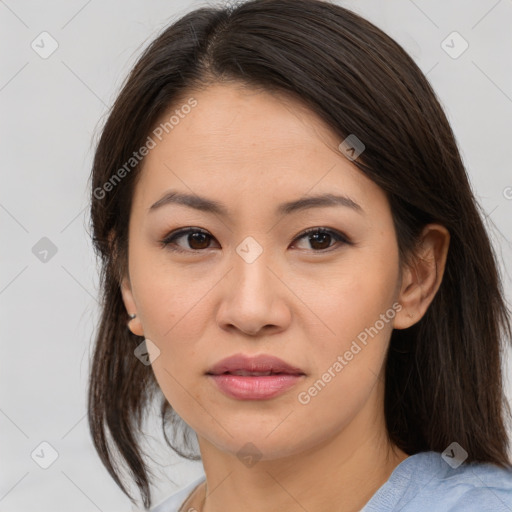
[{"left": 87, "top": 1, "right": 512, "bottom": 510}]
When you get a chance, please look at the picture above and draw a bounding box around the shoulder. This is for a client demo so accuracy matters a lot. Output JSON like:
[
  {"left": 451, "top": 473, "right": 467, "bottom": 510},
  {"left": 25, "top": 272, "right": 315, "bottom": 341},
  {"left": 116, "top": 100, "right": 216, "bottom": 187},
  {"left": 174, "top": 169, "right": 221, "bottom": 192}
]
[
  {"left": 150, "top": 475, "right": 206, "bottom": 512},
  {"left": 363, "top": 451, "right": 512, "bottom": 512},
  {"left": 424, "top": 451, "right": 512, "bottom": 511}
]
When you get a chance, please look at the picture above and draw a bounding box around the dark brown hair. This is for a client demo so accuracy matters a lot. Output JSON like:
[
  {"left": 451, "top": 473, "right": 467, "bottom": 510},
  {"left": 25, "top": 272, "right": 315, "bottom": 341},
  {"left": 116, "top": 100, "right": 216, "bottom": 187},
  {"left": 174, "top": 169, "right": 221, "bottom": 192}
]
[{"left": 87, "top": 0, "right": 512, "bottom": 508}]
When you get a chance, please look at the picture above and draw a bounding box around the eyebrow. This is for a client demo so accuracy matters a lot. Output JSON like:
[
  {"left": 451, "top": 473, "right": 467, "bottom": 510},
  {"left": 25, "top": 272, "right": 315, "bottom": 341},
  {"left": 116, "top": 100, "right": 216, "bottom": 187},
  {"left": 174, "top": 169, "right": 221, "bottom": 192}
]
[{"left": 148, "top": 190, "right": 364, "bottom": 216}]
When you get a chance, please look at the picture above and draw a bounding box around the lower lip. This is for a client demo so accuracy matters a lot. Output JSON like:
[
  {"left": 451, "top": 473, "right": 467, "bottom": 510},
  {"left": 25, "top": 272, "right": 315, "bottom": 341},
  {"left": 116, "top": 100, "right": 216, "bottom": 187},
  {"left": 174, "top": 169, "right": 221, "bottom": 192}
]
[{"left": 208, "top": 373, "right": 304, "bottom": 400}]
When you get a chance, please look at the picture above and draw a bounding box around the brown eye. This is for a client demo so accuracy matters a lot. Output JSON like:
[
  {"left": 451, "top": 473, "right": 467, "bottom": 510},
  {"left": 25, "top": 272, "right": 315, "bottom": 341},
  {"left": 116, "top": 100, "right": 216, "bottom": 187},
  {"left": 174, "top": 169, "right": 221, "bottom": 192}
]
[
  {"left": 161, "top": 228, "right": 217, "bottom": 253},
  {"left": 307, "top": 231, "right": 332, "bottom": 250},
  {"left": 186, "top": 231, "right": 211, "bottom": 250},
  {"left": 161, "top": 226, "right": 350, "bottom": 254},
  {"left": 293, "top": 227, "right": 350, "bottom": 252}
]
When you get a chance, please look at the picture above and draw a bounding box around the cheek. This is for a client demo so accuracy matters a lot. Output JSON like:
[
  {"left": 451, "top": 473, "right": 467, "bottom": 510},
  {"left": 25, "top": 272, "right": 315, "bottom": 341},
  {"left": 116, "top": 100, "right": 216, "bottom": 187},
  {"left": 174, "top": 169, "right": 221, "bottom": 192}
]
[
  {"left": 294, "top": 279, "right": 396, "bottom": 433},
  {"left": 142, "top": 287, "right": 207, "bottom": 415},
  {"left": 130, "top": 268, "right": 213, "bottom": 412},
  {"left": 293, "top": 245, "right": 399, "bottom": 408},
  {"left": 300, "top": 247, "right": 399, "bottom": 351},
  {"left": 132, "top": 246, "right": 213, "bottom": 342}
]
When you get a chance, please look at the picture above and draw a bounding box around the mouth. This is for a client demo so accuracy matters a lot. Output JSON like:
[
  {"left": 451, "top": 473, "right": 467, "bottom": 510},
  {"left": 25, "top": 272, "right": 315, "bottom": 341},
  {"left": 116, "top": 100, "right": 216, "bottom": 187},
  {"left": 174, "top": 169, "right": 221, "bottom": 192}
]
[
  {"left": 206, "top": 353, "right": 305, "bottom": 400},
  {"left": 207, "top": 370, "right": 303, "bottom": 376},
  {"left": 206, "top": 353, "right": 305, "bottom": 377}
]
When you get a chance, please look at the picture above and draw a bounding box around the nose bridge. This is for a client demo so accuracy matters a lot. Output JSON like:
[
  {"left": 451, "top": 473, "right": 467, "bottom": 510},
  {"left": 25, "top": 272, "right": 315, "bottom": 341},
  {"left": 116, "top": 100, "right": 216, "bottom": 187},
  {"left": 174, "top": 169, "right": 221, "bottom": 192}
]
[
  {"left": 215, "top": 232, "right": 288, "bottom": 335},
  {"left": 232, "top": 234, "right": 274, "bottom": 295}
]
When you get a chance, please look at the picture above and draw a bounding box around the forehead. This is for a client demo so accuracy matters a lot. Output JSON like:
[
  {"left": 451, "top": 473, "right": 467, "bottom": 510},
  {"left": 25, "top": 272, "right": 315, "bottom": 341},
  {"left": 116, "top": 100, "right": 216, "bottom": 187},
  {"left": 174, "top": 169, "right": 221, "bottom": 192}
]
[
  {"left": 158, "top": 84, "right": 339, "bottom": 155},
  {"left": 132, "top": 83, "right": 385, "bottom": 217}
]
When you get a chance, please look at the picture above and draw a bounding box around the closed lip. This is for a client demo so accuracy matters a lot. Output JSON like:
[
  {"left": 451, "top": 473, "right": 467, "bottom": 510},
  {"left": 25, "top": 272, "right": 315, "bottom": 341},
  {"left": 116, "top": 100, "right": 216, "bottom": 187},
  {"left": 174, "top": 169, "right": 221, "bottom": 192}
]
[{"left": 206, "top": 353, "right": 305, "bottom": 376}]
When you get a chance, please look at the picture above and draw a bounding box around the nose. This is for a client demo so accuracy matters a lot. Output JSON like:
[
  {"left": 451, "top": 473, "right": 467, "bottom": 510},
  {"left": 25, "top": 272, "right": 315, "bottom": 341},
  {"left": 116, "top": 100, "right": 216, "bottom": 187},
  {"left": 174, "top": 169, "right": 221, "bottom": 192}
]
[{"left": 215, "top": 243, "right": 291, "bottom": 337}]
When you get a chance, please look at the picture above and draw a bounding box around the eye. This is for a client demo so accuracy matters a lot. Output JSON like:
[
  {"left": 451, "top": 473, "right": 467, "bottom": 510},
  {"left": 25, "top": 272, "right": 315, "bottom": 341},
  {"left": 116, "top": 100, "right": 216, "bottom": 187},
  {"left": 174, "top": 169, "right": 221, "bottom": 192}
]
[
  {"left": 160, "top": 226, "right": 351, "bottom": 253},
  {"left": 160, "top": 228, "right": 218, "bottom": 253},
  {"left": 292, "top": 227, "right": 351, "bottom": 252}
]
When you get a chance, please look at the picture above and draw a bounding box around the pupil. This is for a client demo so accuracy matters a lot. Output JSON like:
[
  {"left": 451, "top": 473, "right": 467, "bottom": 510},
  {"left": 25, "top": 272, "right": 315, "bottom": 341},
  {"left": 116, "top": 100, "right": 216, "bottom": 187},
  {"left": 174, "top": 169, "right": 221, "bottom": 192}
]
[
  {"left": 310, "top": 232, "right": 330, "bottom": 250},
  {"left": 189, "top": 232, "right": 209, "bottom": 249}
]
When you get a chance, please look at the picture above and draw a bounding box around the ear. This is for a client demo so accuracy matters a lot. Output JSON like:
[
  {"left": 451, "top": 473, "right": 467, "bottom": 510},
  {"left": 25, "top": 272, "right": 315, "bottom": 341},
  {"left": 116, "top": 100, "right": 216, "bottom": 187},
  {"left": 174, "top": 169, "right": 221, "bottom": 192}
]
[
  {"left": 120, "top": 275, "right": 144, "bottom": 336},
  {"left": 393, "top": 223, "right": 450, "bottom": 329}
]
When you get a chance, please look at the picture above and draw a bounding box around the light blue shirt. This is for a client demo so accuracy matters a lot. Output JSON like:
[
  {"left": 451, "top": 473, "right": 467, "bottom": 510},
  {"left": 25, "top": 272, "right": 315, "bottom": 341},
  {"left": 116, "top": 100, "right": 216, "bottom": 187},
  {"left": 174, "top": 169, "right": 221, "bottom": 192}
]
[{"left": 150, "top": 450, "right": 512, "bottom": 511}]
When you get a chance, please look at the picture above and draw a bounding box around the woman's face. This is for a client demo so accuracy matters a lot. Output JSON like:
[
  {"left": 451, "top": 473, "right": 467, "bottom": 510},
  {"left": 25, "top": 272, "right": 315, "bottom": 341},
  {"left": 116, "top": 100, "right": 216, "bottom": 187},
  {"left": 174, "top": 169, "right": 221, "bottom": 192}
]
[{"left": 121, "top": 83, "right": 410, "bottom": 460}]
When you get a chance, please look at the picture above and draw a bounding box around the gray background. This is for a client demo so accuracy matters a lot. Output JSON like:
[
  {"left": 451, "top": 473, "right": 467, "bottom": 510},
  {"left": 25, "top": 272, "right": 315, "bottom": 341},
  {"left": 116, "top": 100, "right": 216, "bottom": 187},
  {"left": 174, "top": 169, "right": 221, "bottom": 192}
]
[{"left": 1, "top": 0, "right": 511, "bottom": 510}]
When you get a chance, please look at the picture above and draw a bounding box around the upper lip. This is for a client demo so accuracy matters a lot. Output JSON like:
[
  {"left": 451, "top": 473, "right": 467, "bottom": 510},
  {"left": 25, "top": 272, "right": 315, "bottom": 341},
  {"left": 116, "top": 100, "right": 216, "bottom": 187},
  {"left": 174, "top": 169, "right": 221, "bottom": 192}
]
[{"left": 206, "top": 353, "right": 305, "bottom": 376}]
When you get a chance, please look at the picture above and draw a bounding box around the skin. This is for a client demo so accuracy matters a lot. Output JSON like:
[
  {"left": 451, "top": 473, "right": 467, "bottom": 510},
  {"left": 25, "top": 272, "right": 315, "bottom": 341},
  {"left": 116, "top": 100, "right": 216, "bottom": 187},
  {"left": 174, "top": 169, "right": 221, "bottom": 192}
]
[{"left": 120, "top": 83, "right": 450, "bottom": 512}]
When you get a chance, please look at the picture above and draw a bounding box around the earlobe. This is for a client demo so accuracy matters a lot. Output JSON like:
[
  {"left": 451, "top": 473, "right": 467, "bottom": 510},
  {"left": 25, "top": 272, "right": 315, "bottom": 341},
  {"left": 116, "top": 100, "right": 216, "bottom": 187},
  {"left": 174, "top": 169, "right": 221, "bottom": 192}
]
[
  {"left": 120, "top": 277, "right": 144, "bottom": 336},
  {"left": 393, "top": 224, "right": 450, "bottom": 330}
]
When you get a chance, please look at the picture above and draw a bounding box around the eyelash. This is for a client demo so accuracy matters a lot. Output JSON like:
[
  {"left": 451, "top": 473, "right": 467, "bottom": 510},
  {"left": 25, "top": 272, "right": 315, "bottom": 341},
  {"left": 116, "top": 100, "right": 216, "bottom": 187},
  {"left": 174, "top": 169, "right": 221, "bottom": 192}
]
[{"left": 160, "top": 226, "right": 351, "bottom": 254}]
